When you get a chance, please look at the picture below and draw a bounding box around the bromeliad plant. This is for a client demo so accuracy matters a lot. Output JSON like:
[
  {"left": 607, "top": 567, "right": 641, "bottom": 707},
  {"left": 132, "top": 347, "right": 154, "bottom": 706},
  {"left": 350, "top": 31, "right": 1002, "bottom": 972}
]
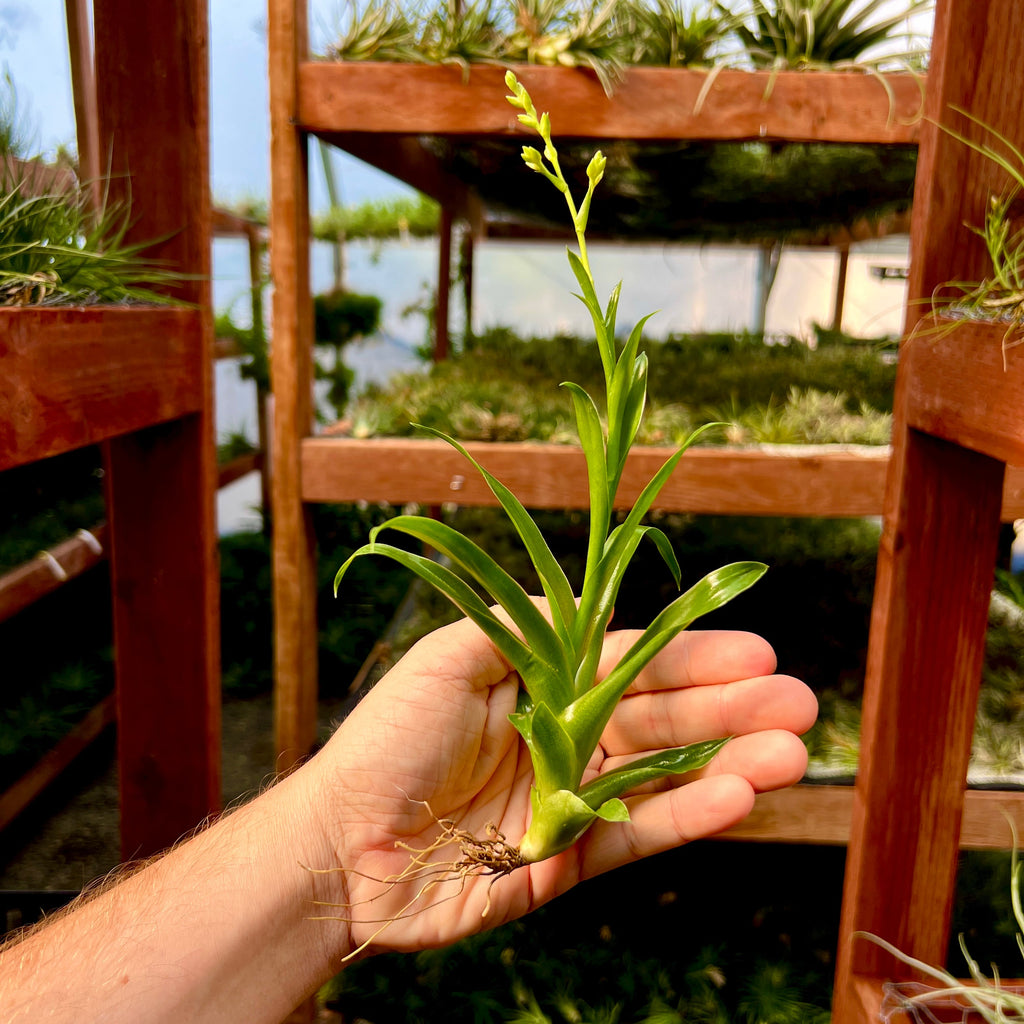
[{"left": 334, "top": 72, "right": 766, "bottom": 872}]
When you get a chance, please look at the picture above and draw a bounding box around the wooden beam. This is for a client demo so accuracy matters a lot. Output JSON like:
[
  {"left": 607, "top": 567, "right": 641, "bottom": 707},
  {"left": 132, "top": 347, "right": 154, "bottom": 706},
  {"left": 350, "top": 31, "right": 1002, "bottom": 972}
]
[
  {"left": 269, "top": 0, "right": 320, "bottom": 771},
  {"left": 300, "top": 438, "right": 1024, "bottom": 520},
  {"left": 0, "top": 695, "right": 117, "bottom": 834},
  {"left": 94, "top": 0, "right": 220, "bottom": 860},
  {"left": 64, "top": 0, "right": 101, "bottom": 202},
  {"left": 298, "top": 64, "right": 925, "bottom": 145},
  {"left": 0, "top": 308, "right": 205, "bottom": 471},
  {"left": 719, "top": 785, "right": 1024, "bottom": 850},
  {"left": 835, "top": 3, "right": 1024, "bottom": 1015},
  {"left": 0, "top": 524, "right": 108, "bottom": 625},
  {"left": 903, "top": 320, "right": 1024, "bottom": 466}
]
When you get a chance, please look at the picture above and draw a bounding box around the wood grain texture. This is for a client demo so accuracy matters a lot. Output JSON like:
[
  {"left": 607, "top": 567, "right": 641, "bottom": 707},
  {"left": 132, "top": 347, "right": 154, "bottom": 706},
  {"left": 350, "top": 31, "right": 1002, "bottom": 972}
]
[
  {"left": 298, "top": 63, "right": 924, "bottom": 144},
  {"left": 0, "top": 523, "right": 108, "bottom": 625},
  {"left": 902, "top": 320, "right": 1024, "bottom": 465},
  {"left": 301, "top": 439, "right": 892, "bottom": 515},
  {"left": 833, "top": 4, "right": 1024, "bottom": 1017},
  {"left": 0, "top": 308, "right": 204, "bottom": 470},
  {"left": 94, "top": 0, "right": 220, "bottom": 860},
  {"left": 269, "top": 0, "right": 321, "bottom": 771},
  {"left": 302, "top": 437, "right": 1024, "bottom": 518}
]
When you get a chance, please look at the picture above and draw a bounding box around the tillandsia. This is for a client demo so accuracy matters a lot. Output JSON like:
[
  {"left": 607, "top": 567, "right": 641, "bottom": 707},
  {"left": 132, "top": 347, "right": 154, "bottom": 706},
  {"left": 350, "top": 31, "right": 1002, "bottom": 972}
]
[{"left": 334, "top": 71, "right": 767, "bottom": 873}]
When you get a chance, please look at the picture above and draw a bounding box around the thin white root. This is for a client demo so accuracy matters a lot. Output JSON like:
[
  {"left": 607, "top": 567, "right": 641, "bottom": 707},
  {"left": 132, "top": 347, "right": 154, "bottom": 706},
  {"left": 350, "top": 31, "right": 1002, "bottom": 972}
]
[{"left": 303, "top": 808, "right": 526, "bottom": 961}]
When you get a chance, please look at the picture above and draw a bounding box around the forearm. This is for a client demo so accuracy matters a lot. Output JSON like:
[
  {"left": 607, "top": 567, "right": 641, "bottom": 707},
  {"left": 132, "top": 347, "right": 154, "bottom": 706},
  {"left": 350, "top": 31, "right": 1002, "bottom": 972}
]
[{"left": 0, "top": 762, "right": 349, "bottom": 1024}]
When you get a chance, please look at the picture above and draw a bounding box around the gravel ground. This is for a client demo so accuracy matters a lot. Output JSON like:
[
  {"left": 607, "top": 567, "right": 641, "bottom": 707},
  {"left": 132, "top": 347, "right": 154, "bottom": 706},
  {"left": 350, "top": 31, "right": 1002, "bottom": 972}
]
[{"left": 0, "top": 693, "right": 349, "bottom": 894}]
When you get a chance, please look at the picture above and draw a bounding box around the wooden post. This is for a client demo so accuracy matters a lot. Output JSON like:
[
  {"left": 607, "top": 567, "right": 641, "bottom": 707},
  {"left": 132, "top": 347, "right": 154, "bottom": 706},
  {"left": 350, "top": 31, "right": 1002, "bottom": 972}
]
[
  {"left": 831, "top": 245, "right": 849, "bottom": 334},
  {"left": 64, "top": 0, "right": 101, "bottom": 205},
  {"left": 833, "top": 1, "right": 1024, "bottom": 1018},
  {"left": 434, "top": 206, "right": 454, "bottom": 360},
  {"left": 93, "top": 0, "right": 220, "bottom": 860},
  {"left": 269, "top": 0, "right": 319, "bottom": 771}
]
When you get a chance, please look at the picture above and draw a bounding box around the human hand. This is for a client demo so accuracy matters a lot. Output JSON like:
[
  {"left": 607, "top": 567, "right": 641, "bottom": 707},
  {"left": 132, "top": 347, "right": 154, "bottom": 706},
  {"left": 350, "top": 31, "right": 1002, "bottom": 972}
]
[{"left": 308, "top": 615, "right": 817, "bottom": 960}]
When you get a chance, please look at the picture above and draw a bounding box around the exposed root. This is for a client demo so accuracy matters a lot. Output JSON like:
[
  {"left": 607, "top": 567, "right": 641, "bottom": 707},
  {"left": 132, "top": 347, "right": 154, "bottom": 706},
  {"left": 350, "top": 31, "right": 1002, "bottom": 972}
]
[{"left": 305, "top": 807, "right": 526, "bottom": 961}]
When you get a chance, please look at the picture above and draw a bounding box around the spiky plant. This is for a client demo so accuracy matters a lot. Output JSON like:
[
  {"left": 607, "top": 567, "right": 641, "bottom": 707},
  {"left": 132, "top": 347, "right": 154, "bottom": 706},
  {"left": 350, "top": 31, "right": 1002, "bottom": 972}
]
[
  {"left": 333, "top": 74, "right": 766, "bottom": 942},
  {"left": 0, "top": 173, "right": 186, "bottom": 307},
  {"left": 325, "top": 0, "right": 425, "bottom": 62},
  {"left": 420, "top": 0, "right": 507, "bottom": 70},
  {"left": 626, "top": 0, "right": 738, "bottom": 68},
  {"left": 725, "top": 0, "right": 933, "bottom": 69}
]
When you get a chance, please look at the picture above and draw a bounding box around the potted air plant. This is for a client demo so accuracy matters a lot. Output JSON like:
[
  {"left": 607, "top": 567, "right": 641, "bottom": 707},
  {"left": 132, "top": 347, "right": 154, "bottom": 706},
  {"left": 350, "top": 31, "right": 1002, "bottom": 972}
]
[{"left": 332, "top": 72, "right": 765, "bottom": 948}]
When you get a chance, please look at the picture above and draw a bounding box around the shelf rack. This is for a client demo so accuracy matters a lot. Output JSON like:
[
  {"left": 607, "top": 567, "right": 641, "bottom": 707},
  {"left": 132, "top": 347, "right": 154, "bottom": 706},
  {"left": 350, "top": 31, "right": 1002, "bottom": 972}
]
[
  {"left": 269, "top": 5, "right": 1024, "bottom": 1017},
  {"left": 0, "top": 0, "right": 219, "bottom": 861},
  {"left": 833, "top": 2, "right": 1024, "bottom": 1019}
]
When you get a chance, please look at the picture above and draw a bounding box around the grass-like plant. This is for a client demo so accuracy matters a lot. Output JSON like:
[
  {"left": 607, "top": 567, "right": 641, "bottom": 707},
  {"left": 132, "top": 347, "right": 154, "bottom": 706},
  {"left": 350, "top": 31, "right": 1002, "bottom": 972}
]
[
  {"left": 334, "top": 73, "right": 765, "bottom": 878},
  {"left": 921, "top": 110, "right": 1024, "bottom": 365},
  {"left": 726, "top": 0, "right": 933, "bottom": 69},
  {"left": 863, "top": 828, "right": 1024, "bottom": 1023},
  {"left": 0, "top": 177, "right": 183, "bottom": 307},
  {"left": 626, "top": 0, "right": 739, "bottom": 67}
]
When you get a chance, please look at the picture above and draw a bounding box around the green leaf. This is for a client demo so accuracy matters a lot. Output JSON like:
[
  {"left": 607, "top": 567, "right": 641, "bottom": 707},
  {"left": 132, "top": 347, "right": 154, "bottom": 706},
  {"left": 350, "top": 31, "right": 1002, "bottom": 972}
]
[
  {"left": 594, "top": 797, "right": 629, "bottom": 822},
  {"left": 519, "top": 787, "right": 602, "bottom": 863},
  {"left": 640, "top": 526, "right": 682, "bottom": 589},
  {"left": 416, "top": 425, "right": 577, "bottom": 645},
  {"left": 571, "top": 422, "right": 724, "bottom": 690},
  {"left": 562, "top": 382, "right": 611, "bottom": 583},
  {"left": 334, "top": 541, "right": 563, "bottom": 707},
  {"left": 578, "top": 738, "right": 729, "bottom": 809},
  {"left": 566, "top": 248, "right": 614, "bottom": 381},
  {"left": 523, "top": 701, "right": 579, "bottom": 795},
  {"left": 368, "top": 514, "right": 573, "bottom": 703},
  {"left": 565, "top": 562, "right": 767, "bottom": 759}
]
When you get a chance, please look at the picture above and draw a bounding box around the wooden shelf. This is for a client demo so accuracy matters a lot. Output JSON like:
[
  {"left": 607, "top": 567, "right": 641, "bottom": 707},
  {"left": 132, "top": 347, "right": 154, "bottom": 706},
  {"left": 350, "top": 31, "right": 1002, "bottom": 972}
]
[
  {"left": 903, "top": 319, "right": 1024, "bottom": 466},
  {"left": 301, "top": 437, "right": 1024, "bottom": 520},
  {"left": 722, "top": 784, "right": 1024, "bottom": 849},
  {"left": 299, "top": 63, "right": 924, "bottom": 144},
  {"left": 0, "top": 307, "right": 205, "bottom": 471}
]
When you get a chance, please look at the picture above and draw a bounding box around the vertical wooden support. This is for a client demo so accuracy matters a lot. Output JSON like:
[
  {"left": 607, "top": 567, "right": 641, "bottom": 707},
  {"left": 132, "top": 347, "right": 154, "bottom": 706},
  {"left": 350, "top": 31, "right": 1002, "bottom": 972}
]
[
  {"left": 269, "top": 0, "right": 319, "bottom": 771},
  {"left": 833, "top": 1, "right": 1024, "bottom": 1018},
  {"left": 434, "top": 206, "right": 454, "bottom": 361},
  {"left": 460, "top": 225, "right": 475, "bottom": 347},
  {"left": 93, "top": 0, "right": 220, "bottom": 859},
  {"left": 831, "top": 245, "right": 849, "bottom": 334},
  {"left": 64, "top": 0, "right": 100, "bottom": 202}
]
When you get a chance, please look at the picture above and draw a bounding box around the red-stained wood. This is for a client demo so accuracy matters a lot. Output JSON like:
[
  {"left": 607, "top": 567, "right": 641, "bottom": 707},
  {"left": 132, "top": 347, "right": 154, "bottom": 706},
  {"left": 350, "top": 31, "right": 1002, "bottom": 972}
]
[
  {"left": 0, "top": 156, "right": 76, "bottom": 197},
  {"left": 834, "top": 4, "right": 1024, "bottom": 1018},
  {"left": 902, "top": 320, "right": 1024, "bottom": 466},
  {"left": 0, "top": 695, "right": 117, "bottom": 834},
  {"left": 93, "top": 0, "right": 220, "bottom": 860},
  {"left": 64, "top": 0, "right": 100, "bottom": 204},
  {"left": 0, "top": 523, "right": 108, "bottom": 625},
  {"left": 269, "top": 0, "right": 320, "bottom": 771},
  {"left": 301, "top": 437, "right": 1024, "bottom": 519},
  {"left": 298, "top": 64, "right": 924, "bottom": 144},
  {"left": 719, "top": 786, "right": 1024, "bottom": 850},
  {"left": 0, "top": 308, "right": 205, "bottom": 471},
  {"left": 301, "top": 438, "right": 891, "bottom": 515}
]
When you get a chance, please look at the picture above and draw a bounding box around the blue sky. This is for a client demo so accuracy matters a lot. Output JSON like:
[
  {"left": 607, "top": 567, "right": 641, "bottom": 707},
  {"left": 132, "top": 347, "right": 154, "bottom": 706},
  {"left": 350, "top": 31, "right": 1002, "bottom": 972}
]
[{"left": 0, "top": 1, "right": 410, "bottom": 209}]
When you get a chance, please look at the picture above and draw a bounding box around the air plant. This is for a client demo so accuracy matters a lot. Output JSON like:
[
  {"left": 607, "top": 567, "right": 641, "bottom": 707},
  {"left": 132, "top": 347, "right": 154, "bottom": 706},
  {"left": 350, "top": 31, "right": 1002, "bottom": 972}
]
[
  {"left": 726, "top": 0, "right": 934, "bottom": 69},
  {"left": 923, "top": 110, "right": 1024, "bottom": 366},
  {"left": 864, "top": 825, "right": 1024, "bottom": 1024},
  {"left": 334, "top": 73, "right": 765, "bottom": 878},
  {"left": 0, "top": 177, "right": 184, "bottom": 307},
  {"left": 627, "top": 0, "right": 738, "bottom": 68},
  {"left": 324, "top": 0, "right": 425, "bottom": 63},
  {"left": 503, "top": 0, "right": 632, "bottom": 94}
]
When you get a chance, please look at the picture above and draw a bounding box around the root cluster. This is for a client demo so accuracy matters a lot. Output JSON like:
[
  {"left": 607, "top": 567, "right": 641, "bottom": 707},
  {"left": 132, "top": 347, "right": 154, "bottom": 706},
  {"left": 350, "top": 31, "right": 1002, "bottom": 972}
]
[{"left": 307, "top": 809, "right": 525, "bottom": 961}]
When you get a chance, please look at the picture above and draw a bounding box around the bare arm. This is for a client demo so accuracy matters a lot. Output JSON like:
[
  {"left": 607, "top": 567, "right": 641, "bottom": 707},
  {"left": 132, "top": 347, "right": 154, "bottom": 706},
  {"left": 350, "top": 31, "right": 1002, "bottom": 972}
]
[{"left": 0, "top": 619, "right": 816, "bottom": 1023}]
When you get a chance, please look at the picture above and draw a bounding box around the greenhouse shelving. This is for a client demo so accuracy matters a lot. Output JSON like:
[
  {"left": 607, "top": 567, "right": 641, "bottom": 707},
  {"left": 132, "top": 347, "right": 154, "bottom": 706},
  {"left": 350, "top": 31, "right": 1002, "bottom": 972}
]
[{"left": 0, "top": 0, "right": 220, "bottom": 861}]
